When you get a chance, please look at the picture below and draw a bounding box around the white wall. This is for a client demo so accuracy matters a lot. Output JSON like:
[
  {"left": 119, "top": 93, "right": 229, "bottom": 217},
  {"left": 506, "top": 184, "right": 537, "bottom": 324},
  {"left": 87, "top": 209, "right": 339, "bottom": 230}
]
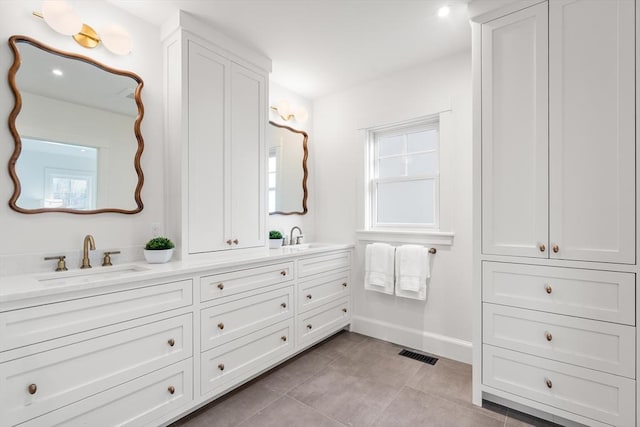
[
  {"left": 313, "top": 51, "right": 473, "bottom": 362},
  {"left": 267, "top": 82, "right": 315, "bottom": 243},
  {"left": 0, "top": 0, "right": 163, "bottom": 274}
]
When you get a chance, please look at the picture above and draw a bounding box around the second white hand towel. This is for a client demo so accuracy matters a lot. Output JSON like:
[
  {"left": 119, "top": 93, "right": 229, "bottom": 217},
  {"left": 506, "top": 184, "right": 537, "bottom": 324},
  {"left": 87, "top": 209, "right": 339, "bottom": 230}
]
[
  {"left": 364, "top": 243, "right": 395, "bottom": 294},
  {"left": 395, "top": 245, "right": 430, "bottom": 300}
]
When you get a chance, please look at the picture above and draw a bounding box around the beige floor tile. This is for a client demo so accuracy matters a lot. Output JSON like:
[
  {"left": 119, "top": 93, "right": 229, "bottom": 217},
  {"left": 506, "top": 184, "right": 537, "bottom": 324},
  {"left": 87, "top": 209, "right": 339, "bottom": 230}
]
[
  {"left": 173, "top": 381, "right": 281, "bottom": 427},
  {"left": 288, "top": 367, "right": 401, "bottom": 427},
  {"left": 237, "top": 396, "right": 343, "bottom": 427},
  {"left": 259, "top": 351, "right": 333, "bottom": 394},
  {"left": 311, "top": 330, "right": 370, "bottom": 361},
  {"left": 405, "top": 356, "right": 472, "bottom": 406},
  {"left": 371, "top": 387, "right": 505, "bottom": 427},
  {"left": 328, "top": 339, "right": 422, "bottom": 388}
]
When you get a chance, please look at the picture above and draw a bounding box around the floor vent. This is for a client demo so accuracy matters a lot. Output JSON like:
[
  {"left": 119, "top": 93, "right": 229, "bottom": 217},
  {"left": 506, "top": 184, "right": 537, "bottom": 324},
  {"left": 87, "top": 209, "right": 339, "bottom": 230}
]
[{"left": 399, "top": 349, "right": 438, "bottom": 365}]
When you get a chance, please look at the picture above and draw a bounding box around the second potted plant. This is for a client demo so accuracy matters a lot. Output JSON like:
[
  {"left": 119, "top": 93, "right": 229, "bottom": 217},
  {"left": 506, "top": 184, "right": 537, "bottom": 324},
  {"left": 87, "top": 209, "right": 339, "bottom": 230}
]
[
  {"left": 144, "top": 237, "right": 175, "bottom": 263},
  {"left": 268, "top": 230, "right": 283, "bottom": 249}
]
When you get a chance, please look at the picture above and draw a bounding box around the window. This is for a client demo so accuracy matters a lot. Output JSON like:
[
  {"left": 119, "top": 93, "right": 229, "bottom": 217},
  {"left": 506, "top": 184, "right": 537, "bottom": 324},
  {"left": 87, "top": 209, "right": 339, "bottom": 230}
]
[
  {"left": 268, "top": 147, "right": 278, "bottom": 213},
  {"left": 367, "top": 117, "right": 439, "bottom": 229}
]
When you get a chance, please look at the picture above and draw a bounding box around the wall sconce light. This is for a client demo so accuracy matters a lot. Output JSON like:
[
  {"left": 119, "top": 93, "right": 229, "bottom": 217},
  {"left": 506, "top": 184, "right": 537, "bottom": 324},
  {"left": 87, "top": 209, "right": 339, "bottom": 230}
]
[
  {"left": 33, "top": 0, "right": 132, "bottom": 55},
  {"left": 270, "top": 99, "right": 309, "bottom": 123}
]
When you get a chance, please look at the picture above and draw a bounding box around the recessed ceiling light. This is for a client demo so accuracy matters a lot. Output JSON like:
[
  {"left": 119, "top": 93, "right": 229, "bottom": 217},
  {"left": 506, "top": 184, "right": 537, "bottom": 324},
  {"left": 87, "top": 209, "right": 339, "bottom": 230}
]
[
  {"left": 438, "top": 5, "right": 451, "bottom": 18},
  {"left": 52, "top": 68, "right": 63, "bottom": 76}
]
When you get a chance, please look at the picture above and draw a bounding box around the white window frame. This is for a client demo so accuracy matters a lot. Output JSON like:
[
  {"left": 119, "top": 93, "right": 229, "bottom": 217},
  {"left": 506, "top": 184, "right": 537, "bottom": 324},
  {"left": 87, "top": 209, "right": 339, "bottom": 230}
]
[
  {"left": 365, "top": 115, "right": 440, "bottom": 230},
  {"left": 359, "top": 112, "right": 455, "bottom": 246}
]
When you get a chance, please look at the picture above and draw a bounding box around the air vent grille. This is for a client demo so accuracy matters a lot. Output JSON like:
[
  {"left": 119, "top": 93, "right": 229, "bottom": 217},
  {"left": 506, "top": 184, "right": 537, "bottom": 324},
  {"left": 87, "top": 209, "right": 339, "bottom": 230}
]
[{"left": 399, "top": 349, "right": 438, "bottom": 365}]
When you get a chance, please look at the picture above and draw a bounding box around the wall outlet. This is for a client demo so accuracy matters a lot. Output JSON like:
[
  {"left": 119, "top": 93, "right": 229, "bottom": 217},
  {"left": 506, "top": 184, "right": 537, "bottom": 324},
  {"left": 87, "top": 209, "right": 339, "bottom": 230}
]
[{"left": 151, "top": 223, "right": 161, "bottom": 237}]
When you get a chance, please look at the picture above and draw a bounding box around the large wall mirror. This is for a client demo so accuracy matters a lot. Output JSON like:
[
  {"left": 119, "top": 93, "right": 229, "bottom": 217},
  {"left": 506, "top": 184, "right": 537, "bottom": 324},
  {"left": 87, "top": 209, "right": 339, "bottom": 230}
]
[
  {"left": 268, "top": 121, "right": 308, "bottom": 215},
  {"left": 8, "top": 35, "right": 144, "bottom": 214}
]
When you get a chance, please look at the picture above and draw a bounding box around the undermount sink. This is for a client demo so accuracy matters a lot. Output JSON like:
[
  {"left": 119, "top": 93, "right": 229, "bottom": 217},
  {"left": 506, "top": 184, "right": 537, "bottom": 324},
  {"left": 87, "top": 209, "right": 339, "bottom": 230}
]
[
  {"left": 37, "top": 265, "right": 150, "bottom": 286},
  {"left": 279, "top": 243, "right": 332, "bottom": 251}
]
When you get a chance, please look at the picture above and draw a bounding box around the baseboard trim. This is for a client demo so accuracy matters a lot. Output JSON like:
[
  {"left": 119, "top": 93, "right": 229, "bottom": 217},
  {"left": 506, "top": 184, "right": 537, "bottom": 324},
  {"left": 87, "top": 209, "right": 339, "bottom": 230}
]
[{"left": 351, "top": 315, "right": 472, "bottom": 363}]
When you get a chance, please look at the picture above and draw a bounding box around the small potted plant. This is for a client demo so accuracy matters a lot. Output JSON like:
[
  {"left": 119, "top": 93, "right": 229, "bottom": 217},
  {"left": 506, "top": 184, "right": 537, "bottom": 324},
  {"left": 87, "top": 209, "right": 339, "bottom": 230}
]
[
  {"left": 144, "top": 237, "right": 175, "bottom": 264},
  {"left": 268, "top": 230, "right": 283, "bottom": 249}
]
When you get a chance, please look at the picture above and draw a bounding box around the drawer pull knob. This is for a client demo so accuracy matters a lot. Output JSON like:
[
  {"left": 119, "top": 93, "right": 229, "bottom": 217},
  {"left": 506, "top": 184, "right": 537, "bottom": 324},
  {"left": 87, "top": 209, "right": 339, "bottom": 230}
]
[
  {"left": 233, "top": 239, "right": 239, "bottom": 245},
  {"left": 545, "top": 332, "right": 553, "bottom": 342},
  {"left": 168, "top": 386, "right": 175, "bottom": 395},
  {"left": 307, "top": 324, "right": 313, "bottom": 330},
  {"left": 218, "top": 323, "right": 225, "bottom": 330},
  {"left": 217, "top": 283, "right": 224, "bottom": 290},
  {"left": 342, "top": 282, "right": 348, "bottom": 287},
  {"left": 281, "top": 336, "right": 287, "bottom": 342},
  {"left": 168, "top": 338, "right": 175, "bottom": 347},
  {"left": 28, "top": 384, "right": 37, "bottom": 395},
  {"left": 281, "top": 302, "right": 287, "bottom": 308},
  {"left": 281, "top": 270, "right": 287, "bottom": 276},
  {"left": 539, "top": 244, "right": 546, "bottom": 252},
  {"left": 342, "top": 308, "right": 347, "bottom": 313},
  {"left": 226, "top": 240, "right": 232, "bottom": 246},
  {"left": 552, "top": 244, "right": 559, "bottom": 253},
  {"left": 218, "top": 363, "right": 225, "bottom": 371},
  {"left": 306, "top": 294, "right": 312, "bottom": 300},
  {"left": 545, "top": 378, "right": 553, "bottom": 389},
  {"left": 545, "top": 285, "right": 552, "bottom": 294}
]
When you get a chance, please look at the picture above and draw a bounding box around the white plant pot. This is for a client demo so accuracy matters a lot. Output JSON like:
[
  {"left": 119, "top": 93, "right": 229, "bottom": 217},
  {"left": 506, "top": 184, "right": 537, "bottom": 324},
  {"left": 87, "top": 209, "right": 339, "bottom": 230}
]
[
  {"left": 144, "top": 248, "right": 174, "bottom": 264},
  {"left": 269, "top": 239, "right": 283, "bottom": 249}
]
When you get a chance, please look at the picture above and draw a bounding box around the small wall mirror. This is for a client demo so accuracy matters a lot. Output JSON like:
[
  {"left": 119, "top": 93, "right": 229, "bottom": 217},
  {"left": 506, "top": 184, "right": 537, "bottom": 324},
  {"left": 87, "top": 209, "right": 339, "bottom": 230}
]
[
  {"left": 268, "top": 121, "right": 308, "bottom": 215},
  {"left": 8, "top": 35, "right": 144, "bottom": 214}
]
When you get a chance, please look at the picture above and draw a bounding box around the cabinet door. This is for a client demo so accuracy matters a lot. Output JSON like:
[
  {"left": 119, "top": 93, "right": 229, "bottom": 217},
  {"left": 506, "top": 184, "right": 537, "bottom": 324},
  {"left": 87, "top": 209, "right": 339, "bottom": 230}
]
[
  {"left": 549, "top": 0, "right": 635, "bottom": 264},
  {"left": 187, "top": 41, "right": 230, "bottom": 254},
  {"left": 481, "top": 3, "right": 549, "bottom": 258},
  {"left": 229, "top": 63, "right": 266, "bottom": 249}
]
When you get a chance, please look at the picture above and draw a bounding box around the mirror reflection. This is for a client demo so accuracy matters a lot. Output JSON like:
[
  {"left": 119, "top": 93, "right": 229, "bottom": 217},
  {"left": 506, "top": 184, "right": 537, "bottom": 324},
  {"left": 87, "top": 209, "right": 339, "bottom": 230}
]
[
  {"left": 8, "top": 36, "right": 144, "bottom": 214},
  {"left": 268, "top": 121, "right": 308, "bottom": 215}
]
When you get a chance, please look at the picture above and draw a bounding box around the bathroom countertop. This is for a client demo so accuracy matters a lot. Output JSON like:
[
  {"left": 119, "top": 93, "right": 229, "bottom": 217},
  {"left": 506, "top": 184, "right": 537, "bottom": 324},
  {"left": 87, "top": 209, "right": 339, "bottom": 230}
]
[{"left": 0, "top": 243, "right": 354, "bottom": 305}]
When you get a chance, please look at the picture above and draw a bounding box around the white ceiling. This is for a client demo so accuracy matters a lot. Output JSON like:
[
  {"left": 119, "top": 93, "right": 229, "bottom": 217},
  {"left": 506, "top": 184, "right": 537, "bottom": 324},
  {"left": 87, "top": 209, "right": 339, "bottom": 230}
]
[
  {"left": 107, "top": 0, "right": 472, "bottom": 100},
  {"left": 109, "top": 0, "right": 471, "bottom": 99}
]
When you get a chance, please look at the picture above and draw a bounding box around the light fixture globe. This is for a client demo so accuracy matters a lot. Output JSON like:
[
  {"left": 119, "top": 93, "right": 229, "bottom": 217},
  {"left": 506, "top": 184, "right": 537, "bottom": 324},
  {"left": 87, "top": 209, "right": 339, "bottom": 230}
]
[
  {"left": 293, "top": 105, "right": 309, "bottom": 123},
  {"left": 42, "top": 0, "right": 82, "bottom": 36},
  {"left": 101, "top": 24, "right": 133, "bottom": 55}
]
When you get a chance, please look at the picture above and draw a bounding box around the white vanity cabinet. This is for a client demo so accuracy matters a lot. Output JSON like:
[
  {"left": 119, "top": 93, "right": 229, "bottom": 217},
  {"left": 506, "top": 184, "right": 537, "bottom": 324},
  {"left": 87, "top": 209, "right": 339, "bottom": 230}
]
[
  {"left": 164, "top": 11, "right": 270, "bottom": 259},
  {"left": 0, "top": 247, "right": 353, "bottom": 427},
  {"left": 472, "top": 0, "right": 638, "bottom": 425},
  {"left": 0, "top": 278, "right": 195, "bottom": 427}
]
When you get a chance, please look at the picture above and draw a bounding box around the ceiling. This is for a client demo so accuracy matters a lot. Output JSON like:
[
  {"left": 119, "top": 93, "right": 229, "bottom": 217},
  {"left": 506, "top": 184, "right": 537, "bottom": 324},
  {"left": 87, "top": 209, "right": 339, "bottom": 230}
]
[{"left": 107, "top": 0, "right": 472, "bottom": 100}]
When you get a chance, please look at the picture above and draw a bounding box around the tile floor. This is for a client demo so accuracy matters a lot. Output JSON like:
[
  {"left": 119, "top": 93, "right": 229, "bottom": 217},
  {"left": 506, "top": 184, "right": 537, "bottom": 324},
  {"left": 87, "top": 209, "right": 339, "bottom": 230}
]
[{"left": 172, "top": 331, "right": 560, "bottom": 427}]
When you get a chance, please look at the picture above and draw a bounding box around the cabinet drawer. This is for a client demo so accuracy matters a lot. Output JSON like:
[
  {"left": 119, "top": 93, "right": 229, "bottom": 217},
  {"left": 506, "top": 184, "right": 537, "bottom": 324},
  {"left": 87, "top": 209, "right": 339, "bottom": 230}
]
[
  {"left": 200, "top": 262, "right": 293, "bottom": 302},
  {"left": 297, "top": 297, "right": 350, "bottom": 348},
  {"left": 297, "top": 251, "right": 350, "bottom": 278},
  {"left": 483, "top": 262, "right": 635, "bottom": 324},
  {"left": 201, "top": 319, "right": 293, "bottom": 396},
  {"left": 483, "top": 304, "right": 635, "bottom": 378},
  {"left": 21, "top": 359, "right": 193, "bottom": 427},
  {"left": 0, "top": 314, "right": 192, "bottom": 426},
  {"left": 483, "top": 345, "right": 636, "bottom": 427},
  {"left": 201, "top": 286, "right": 293, "bottom": 352},
  {"left": 298, "top": 271, "right": 350, "bottom": 313},
  {"left": 0, "top": 279, "right": 192, "bottom": 352}
]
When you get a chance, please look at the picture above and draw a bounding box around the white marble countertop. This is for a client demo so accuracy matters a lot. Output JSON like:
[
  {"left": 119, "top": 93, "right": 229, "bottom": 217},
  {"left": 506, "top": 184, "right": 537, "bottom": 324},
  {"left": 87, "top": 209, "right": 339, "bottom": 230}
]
[{"left": 0, "top": 243, "right": 354, "bottom": 305}]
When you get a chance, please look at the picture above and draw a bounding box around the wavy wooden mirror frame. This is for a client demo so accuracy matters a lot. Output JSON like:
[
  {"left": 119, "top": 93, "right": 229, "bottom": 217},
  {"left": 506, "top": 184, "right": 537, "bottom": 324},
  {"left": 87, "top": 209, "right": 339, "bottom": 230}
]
[
  {"left": 269, "top": 121, "right": 308, "bottom": 215},
  {"left": 7, "top": 35, "right": 144, "bottom": 214}
]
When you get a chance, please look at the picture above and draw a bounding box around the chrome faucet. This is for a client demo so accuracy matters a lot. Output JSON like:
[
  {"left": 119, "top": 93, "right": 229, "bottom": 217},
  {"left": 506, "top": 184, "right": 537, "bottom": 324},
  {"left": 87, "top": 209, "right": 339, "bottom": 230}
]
[
  {"left": 81, "top": 234, "right": 96, "bottom": 269},
  {"left": 289, "top": 226, "right": 304, "bottom": 245}
]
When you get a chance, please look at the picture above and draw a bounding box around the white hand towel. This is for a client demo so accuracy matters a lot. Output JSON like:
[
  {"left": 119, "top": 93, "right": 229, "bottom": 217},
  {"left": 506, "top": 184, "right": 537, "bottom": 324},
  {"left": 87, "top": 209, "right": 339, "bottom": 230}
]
[
  {"left": 364, "top": 243, "right": 395, "bottom": 295},
  {"left": 395, "top": 245, "right": 430, "bottom": 300}
]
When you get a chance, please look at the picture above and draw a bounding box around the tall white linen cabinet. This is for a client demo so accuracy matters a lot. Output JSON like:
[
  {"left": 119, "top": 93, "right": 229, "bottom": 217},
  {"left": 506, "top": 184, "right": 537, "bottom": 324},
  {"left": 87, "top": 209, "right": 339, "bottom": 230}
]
[
  {"left": 162, "top": 11, "right": 269, "bottom": 260},
  {"left": 471, "top": 0, "right": 639, "bottom": 426}
]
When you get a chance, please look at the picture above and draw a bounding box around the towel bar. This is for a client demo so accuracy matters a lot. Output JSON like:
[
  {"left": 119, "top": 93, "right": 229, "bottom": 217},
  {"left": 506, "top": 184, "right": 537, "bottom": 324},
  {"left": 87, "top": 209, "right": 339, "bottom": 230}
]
[{"left": 428, "top": 248, "right": 437, "bottom": 254}]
